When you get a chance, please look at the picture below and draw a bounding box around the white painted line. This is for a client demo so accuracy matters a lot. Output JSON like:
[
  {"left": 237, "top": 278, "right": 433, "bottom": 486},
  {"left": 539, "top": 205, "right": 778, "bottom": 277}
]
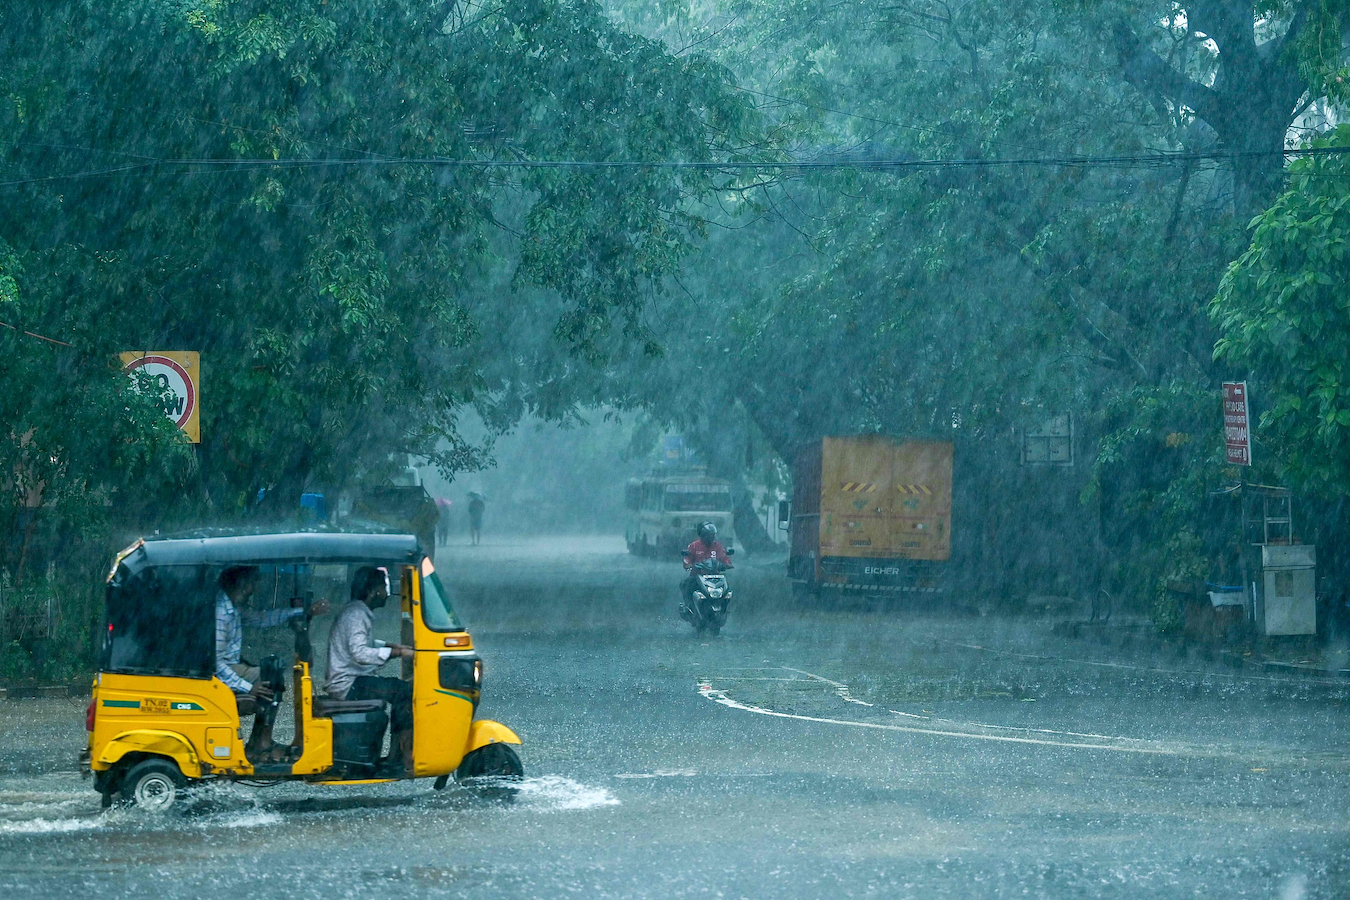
[
  {"left": 705, "top": 677, "right": 804, "bottom": 682},
  {"left": 885, "top": 709, "right": 1128, "bottom": 742},
  {"left": 780, "top": 666, "right": 875, "bottom": 707},
  {"left": 696, "top": 682, "right": 1184, "bottom": 755},
  {"left": 781, "top": 664, "right": 1127, "bottom": 739}
]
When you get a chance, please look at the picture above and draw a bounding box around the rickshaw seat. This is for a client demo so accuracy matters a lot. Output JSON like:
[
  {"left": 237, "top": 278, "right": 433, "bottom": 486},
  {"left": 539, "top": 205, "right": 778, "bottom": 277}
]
[{"left": 311, "top": 697, "right": 385, "bottom": 718}]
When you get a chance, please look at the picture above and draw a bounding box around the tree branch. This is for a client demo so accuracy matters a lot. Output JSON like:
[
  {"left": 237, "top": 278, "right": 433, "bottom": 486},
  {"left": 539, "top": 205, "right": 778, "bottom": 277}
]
[
  {"left": 1184, "top": 0, "right": 1256, "bottom": 62},
  {"left": 1113, "top": 22, "right": 1229, "bottom": 132},
  {"left": 1264, "top": 2, "right": 1310, "bottom": 64}
]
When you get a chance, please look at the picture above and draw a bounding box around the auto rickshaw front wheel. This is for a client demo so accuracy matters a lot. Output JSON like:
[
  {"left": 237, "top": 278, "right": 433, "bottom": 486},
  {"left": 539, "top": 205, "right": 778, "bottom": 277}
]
[
  {"left": 117, "top": 758, "right": 188, "bottom": 810},
  {"left": 454, "top": 743, "right": 524, "bottom": 784}
]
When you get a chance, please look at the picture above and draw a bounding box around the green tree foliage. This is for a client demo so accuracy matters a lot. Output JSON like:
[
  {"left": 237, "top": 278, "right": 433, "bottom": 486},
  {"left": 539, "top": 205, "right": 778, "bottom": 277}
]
[
  {"left": 1086, "top": 381, "right": 1232, "bottom": 629},
  {"left": 0, "top": 0, "right": 754, "bottom": 551},
  {"left": 1, "top": 241, "right": 190, "bottom": 685},
  {"left": 1213, "top": 126, "right": 1350, "bottom": 493},
  {"left": 606, "top": 0, "right": 1348, "bottom": 601}
]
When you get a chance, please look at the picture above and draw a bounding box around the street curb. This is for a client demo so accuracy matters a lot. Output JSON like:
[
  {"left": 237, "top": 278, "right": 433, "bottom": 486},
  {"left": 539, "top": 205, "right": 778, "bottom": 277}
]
[
  {"left": 0, "top": 685, "right": 89, "bottom": 700},
  {"left": 1218, "top": 651, "right": 1350, "bottom": 679},
  {"left": 1053, "top": 619, "right": 1350, "bottom": 679}
]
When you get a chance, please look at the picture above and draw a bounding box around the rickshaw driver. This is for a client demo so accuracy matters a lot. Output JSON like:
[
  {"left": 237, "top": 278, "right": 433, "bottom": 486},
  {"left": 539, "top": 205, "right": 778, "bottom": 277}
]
[
  {"left": 325, "top": 566, "right": 415, "bottom": 774},
  {"left": 215, "top": 565, "right": 330, "bottom": 761}
]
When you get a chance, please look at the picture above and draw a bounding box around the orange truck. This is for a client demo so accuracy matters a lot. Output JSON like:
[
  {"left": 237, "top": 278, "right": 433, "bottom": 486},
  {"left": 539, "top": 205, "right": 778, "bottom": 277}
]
[{"left": 787, "top": 436, "right": 953, "bottom": 594}]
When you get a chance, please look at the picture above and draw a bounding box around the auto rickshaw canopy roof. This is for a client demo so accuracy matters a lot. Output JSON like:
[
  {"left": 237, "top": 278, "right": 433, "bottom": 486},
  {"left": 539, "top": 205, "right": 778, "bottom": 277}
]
[{"left": 113, "top": 532, "right": 424, "bottom": 580}]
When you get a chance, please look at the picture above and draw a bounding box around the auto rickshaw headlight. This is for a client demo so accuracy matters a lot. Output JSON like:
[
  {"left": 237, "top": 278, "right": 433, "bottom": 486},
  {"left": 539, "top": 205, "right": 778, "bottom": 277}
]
[{"left": 438, "top": 654, "right": 483, "bottom": 706}]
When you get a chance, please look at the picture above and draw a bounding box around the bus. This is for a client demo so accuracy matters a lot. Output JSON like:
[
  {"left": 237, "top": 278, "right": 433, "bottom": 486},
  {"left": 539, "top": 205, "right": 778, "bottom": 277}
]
[{"left": 625, "top": 476, "right": 736, "bottom": 558}]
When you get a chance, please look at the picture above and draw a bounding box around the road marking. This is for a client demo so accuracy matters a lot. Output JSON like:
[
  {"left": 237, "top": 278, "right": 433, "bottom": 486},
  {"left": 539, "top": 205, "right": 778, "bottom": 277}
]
[
  {"left": 780, "top": 666, "right": 875, "bottom": 707},
  {"left": 883, "top": 709, "right": 1131, "bottom": 742},
  {"left": 696, "top": 681, "right": 1183, "bottom": 755},
  {"left": 779, "top": 666, "right": 1139, "bottom": 740},
  {"left": 706, "top": 677, "right": 803, "bottom": 682}
]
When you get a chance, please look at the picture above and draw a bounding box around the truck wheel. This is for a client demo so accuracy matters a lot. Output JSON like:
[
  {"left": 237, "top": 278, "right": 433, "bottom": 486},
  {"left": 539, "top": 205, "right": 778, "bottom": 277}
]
[
  {"left": 455, "top": 742, "right": 524, "bottom": 783},
  {"left": 118, "top": 758, "right": 187, "bottom": 810}
]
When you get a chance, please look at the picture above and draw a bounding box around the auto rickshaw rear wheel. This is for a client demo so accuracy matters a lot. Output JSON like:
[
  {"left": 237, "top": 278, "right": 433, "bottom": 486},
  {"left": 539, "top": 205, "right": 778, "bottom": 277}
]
[
  {"left": 454, "top": 742, "right": 524, "bottom": 783},
  {"left": 118, "top": 758, "right": 187, "bottom": 810}
]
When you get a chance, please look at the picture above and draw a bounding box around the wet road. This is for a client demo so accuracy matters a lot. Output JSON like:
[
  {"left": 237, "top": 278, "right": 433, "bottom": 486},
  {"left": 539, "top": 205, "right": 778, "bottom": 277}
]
[{"left": 2, "top": 536, "right": 1348, "bottom": 898}]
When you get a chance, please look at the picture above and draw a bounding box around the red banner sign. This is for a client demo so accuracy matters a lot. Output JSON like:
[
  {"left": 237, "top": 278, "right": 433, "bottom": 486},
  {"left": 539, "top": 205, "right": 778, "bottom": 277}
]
[{"left": 1222, "top": 382, "right": 1250, "bottom": 466}]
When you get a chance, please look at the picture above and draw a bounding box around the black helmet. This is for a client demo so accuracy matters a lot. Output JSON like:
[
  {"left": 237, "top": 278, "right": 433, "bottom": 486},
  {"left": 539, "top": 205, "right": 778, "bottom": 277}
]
[{"left": 698, "top": 522, "right": 717, "bottom": 542}]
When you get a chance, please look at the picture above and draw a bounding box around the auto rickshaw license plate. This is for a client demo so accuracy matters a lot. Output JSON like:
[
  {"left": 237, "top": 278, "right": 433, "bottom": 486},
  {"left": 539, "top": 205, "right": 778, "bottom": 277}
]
[{"left": 142, "top": 697, "right": 169, "bottom": 714}]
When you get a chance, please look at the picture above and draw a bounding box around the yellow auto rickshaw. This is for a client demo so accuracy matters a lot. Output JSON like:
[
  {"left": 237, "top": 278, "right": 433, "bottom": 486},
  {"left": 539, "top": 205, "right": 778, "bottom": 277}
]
[{"left": 81, "top": 532, "right": 521, "bottom": 809}]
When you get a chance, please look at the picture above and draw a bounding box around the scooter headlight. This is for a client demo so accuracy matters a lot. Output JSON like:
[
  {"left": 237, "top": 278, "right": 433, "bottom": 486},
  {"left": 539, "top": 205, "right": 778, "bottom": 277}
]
[{"left": 705, "top": 585, "right": 724, "bottom": 599}]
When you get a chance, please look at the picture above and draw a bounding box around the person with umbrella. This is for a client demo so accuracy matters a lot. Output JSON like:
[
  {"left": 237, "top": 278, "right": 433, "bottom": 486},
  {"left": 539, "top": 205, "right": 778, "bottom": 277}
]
[{"left": 434, "top": 497, "right": 453, "bottom": 546}]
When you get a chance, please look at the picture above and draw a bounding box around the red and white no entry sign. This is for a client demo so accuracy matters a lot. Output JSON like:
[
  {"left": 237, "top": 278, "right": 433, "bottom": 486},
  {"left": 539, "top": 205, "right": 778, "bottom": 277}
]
[{"left": 121, "top": 351, "right": 200, "bottom": 443}]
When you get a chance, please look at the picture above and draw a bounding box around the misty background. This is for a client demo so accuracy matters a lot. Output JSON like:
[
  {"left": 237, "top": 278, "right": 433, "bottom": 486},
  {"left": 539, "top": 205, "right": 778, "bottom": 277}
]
[{"left": 417, "top": 413, "right": 650, "bottom": 537}]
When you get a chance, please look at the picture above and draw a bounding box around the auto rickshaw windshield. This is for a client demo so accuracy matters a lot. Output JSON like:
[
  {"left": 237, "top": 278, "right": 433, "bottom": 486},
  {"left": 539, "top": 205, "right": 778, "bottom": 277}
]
[
  {"left": 104, "top": 565, "right": 215, "bottom": 677},
  {"left": 420, "top": 570, "right": 463, "bottom": 631}
]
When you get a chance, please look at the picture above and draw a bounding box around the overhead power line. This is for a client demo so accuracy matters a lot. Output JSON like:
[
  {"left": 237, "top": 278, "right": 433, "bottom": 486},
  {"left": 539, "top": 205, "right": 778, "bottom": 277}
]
[
  {"left": 2, "top": 145, "right": 1347, "bottom": 188},
  {"left": 0, "top": 320, "right": 74, "bottom": 347}
]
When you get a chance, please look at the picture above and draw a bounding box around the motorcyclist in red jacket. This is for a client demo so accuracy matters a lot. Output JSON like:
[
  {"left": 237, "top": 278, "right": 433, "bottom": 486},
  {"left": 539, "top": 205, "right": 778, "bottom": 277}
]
[
  {"left": 684, "top": 522, "right": 733, "bottom": 570},
  {"left": 680, "top": 522, "right": 732, "bottom": 621}
]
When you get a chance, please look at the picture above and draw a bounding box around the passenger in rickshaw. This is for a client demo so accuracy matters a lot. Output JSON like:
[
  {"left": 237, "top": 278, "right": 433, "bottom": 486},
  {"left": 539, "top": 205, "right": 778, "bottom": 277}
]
[
  {"left": 214, "top": 565, "right": 330, "bottom": 761},
  {"left": 325, "top": 566, "right": 415, "bottom": 773}
]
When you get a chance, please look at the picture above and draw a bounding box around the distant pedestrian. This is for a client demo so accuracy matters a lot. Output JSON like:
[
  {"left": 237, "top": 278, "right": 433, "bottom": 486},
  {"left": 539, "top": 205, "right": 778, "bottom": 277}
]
[
  {"left": 468, "top": 492, "right": 485, "bottom": 546},
  {"left": 434, "top": 497, "right": 453, "bottom": 546}
]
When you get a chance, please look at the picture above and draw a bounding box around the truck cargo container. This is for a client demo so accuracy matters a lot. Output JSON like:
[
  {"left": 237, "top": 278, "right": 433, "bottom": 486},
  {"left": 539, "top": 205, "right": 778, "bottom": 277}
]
[{"left": 788, "top": 436, "right": 953, "bottom": 592}]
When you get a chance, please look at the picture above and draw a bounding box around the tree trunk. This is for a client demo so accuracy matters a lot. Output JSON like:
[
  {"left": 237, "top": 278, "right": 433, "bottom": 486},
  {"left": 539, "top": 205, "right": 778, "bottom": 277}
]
[
  {"left": 731, "top": 481, "right": 779, "bottom": 553},
  {"left": 1114, "top": 3, "right": 1311, "bottom": 217}
]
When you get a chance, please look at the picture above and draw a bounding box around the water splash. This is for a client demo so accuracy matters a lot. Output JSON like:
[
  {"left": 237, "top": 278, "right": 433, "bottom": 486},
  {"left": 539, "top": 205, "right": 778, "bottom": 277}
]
[
  {"left": 513, "top": 775, "right": 620, "bottom": 810},
  {"left": 0, "top": 815, "right": 105, "bottom": 834}
]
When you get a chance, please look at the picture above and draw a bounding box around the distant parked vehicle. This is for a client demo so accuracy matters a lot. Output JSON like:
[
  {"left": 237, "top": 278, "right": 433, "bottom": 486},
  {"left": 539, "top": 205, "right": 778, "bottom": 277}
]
[{"left": 786, "top": 436, "right": 953, "bottom": 595}]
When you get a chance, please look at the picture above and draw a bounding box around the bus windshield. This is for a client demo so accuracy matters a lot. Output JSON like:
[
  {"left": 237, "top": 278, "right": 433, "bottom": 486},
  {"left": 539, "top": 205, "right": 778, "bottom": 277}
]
[{"left": 664, "top": 486, "right": 732, "bottom": 512}]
